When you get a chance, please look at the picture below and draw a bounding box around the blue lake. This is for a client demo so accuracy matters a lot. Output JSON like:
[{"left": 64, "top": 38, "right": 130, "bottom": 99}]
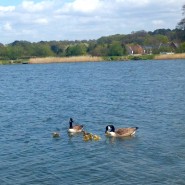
[{"left": 0, "top": 59, "right": 185, "bottom": 185}]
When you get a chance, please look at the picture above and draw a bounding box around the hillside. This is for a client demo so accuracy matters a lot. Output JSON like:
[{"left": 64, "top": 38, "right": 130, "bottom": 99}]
[{"left": 0, "top": 29, "right": 185, "bottom": 61}]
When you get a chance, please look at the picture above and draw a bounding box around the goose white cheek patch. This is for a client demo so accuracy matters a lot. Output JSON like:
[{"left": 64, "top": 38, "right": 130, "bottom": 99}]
[{"left": 108, "top": 126, "right": 111, "bottom": 131}]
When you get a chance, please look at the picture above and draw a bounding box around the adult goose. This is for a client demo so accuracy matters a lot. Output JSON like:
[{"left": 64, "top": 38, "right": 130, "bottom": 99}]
[
  {"left": 105, "top": 125, "right": 138, "bottom": 137},
  {"left": 68, "top": 118, "right": 84, "bottom": 133}
]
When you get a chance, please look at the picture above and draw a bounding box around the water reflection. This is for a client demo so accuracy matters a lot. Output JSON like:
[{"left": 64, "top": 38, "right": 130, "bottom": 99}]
[
  {"left": 68, "top": 132, "right": 83, "bottom": 138},
  {"left": 105, "top": 135, "right": 137, "bottom": 144},
  {"left": 67, "top": 132, "right": 84, "bottom": 144}
]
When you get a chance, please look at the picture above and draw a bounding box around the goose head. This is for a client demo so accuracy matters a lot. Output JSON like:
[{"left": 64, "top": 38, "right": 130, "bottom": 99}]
[
  {"left": 105, "top": 125, "right": 115, "bottom": 133},
  {"left": 105, "top": 125, "right": 116, "bottom": 137}
]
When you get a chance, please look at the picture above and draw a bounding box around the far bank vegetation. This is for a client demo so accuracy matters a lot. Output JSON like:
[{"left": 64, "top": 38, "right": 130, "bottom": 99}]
[{"left": 0, "top": 29, "right": 185, "bottom": 64}]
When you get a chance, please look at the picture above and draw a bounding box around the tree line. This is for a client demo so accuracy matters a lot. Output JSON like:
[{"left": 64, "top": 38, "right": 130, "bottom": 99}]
[{"left": 0, "top": 5, "right": 184, "bottom": 60}]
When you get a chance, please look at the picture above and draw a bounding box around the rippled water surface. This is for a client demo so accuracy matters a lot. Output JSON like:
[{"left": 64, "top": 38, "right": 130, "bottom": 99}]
[{"left": 0, "top": 60, "right": 185, "bottom": 185}]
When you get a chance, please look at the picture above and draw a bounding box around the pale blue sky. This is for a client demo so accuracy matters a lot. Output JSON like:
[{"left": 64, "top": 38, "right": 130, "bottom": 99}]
[
  {"left": 0, "top": 0, "right": 40, "bottom": 6},
  {"left": 0, "top": 0, "right": 184, "bottom": 44}
]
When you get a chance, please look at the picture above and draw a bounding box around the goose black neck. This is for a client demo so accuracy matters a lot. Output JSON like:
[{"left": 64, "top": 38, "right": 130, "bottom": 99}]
[{"left": 69, "top": 119, "right": 73, "bottom": 128}]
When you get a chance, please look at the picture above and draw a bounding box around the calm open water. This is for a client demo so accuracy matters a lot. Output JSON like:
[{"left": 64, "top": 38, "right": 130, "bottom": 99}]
[{"left": 0, "top": 59, "right": 185, "bottom": 185}]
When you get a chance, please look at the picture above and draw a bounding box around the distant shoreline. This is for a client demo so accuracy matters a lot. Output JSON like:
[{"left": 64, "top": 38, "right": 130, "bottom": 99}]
[
  {"left": 28, "top": 53, "right": 185, "bottom": 64},
  {"left": 1, "top": 53, "right": 185, "bottom": 65}
]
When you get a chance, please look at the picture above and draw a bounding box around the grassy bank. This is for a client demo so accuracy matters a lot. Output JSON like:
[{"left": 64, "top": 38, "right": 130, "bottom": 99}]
[
  {"left": 29, "top": 56, "right": 103, "bottom": 64},
  {"left": 1, "top": 53, "right": 185, "bottom": 65},
  {"left": 154, "top": 53, "right": 185, "bottom": 60},
  {"left": 29, "top": 55, "right": 156, "bottom": 64}
]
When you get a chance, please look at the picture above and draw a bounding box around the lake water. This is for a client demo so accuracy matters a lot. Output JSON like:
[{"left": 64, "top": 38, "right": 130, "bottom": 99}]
[{"left": 0, "top": 59, "right": 185, "bottom": 185}]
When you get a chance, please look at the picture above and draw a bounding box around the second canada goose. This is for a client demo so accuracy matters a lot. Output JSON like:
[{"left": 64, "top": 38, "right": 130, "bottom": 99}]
[{"left": 68, "top": 118, "right": 84, "bottom": 133}]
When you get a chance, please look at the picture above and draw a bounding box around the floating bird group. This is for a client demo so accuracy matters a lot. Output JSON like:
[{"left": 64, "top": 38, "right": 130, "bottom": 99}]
[
  {"left": 82, "top": 131, "right": 101, "bottom": 141},
  {"left": 52, "top": 118, "right": 139, "bottom": 141}
]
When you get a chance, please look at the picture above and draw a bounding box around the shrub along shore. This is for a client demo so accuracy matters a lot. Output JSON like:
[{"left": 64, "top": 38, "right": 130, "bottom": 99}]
[{"left": 0, "top": 53, "right": 185, "bottom": 65}]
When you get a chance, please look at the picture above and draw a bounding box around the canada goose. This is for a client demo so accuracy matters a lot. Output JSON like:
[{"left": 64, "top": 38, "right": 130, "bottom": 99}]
[
  {"left": 52, "top": 132, "right": 60, "bottom": 138},
  {"left": 105, "top": 125, "right": 138, "bottom": 137},
  {"left": 68, "top": 118, "right": 84, "bottom": 133}
]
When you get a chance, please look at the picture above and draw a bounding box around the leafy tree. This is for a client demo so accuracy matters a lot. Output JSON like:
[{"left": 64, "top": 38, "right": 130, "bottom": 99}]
[
  {"left": 32, "top": 43, "right": 55, "bottom": 57},
  {"left": 90, "top": 44, "right": 108, "bottom": 56},
  {"left": 65, "top": 46, "right": 73, "bottom": 56},
  {"left": 108, "top": 41, "right": 124, "bottom": 56},
  {"left": 158, "top": 46, "right": 172, "bottom": 53},
  {"left": 51, "top": 44, "right": 65, "bottom": 56},
  {"left": 150, "top": 29, "right": 172, "bottom": 36},
  {"left": 87, "top": 41, "right": 96, "bottom": 54},
  {"left": 97, "top": 36, "right": 113, "bottom": 45},
  {"left": 77, "top": 43, "right": 88, "bottom": 55},
  {"left": 177, "top": 42, "right": 185, "bottom": 53},
  {"left": 177, "top": 4, "right": 185, "bottom": 30},
  {"left": 49, "top": 41, "right": 68, "bottom": 56},
  {"left": 97, "top": 34, "right": 126, "bottom": 45},
  {"left": 144, "top": 34, "right": 169, "bottom": 47},
  {"left": 66, "top": 43, "right": 87, "bottom": 56},
  {"left": 6, "top": 46, "right": 25, "bottom": 60},
  {"left": 0, "top": 45, "right": 7, "bottom": 59},
  {"left": 9, "top": 40, "right": 34, "bottom": 58},
  {"left": 175, "top": 5, "right": 185, "bottom": 42}
]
